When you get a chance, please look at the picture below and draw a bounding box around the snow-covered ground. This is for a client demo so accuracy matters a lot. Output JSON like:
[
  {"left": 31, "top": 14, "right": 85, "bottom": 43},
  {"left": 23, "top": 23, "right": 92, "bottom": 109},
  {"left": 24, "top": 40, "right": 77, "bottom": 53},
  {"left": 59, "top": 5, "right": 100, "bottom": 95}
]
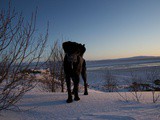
[
  {"left": 0, "top": 89, "right": 160, "bottom": 120},
  {"left": 1, "top": 57, "right": 160, "bottom": 120}
]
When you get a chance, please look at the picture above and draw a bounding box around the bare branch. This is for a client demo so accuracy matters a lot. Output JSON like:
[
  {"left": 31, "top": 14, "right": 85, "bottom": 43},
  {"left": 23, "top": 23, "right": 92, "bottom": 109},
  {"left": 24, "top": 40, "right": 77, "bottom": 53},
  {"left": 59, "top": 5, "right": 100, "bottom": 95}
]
[{"left": 0, "top": 2, "right": 48, "bottom": 111}]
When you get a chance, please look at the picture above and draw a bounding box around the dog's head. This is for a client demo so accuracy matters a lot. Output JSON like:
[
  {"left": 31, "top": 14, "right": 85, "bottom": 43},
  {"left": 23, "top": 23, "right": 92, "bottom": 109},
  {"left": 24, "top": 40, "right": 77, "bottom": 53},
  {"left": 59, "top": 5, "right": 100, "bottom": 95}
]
[{"left": 62, "top": 41, "right": 86, "bottom": 63}]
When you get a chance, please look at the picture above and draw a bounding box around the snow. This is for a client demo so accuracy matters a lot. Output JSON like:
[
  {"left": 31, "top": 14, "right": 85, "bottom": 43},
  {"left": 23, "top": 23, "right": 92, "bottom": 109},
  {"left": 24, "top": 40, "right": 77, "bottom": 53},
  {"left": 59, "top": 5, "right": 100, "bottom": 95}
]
[
  {"left": 0, "top": 89, "right": 160, "bottom": 120},
  {"left": 1, "top": 58, "right": 160, "bottom": 120}
]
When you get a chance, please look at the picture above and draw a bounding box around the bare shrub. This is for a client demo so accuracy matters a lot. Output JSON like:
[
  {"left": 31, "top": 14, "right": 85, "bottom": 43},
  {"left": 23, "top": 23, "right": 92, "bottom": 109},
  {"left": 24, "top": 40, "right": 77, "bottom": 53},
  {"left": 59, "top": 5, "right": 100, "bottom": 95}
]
[
  {"left": 38, "top": 72, "right": 62, "bottom": 92},
  {"left": 145, "top": 67, "right": 160, "bottom": 103},
  {"left": 0, "top": 2, "right": 48, "bottom": 111},
  {"left": 129, "top": 70, "right": 143, "bottom": 102},
  {"left": 117, "top": 92, "right": 130, "bottom": 102},
  {"left": 151, "top": 91, "right": 160, "bottom": 103},
  {"left": 42, "top": 40, "right": 65, "bottom": 92},
  {"left": 103, "top": 69, "right": 117, "bottom": 92},
  {"left": 126, "top": 68, "right": 160, "bottom": 103}
]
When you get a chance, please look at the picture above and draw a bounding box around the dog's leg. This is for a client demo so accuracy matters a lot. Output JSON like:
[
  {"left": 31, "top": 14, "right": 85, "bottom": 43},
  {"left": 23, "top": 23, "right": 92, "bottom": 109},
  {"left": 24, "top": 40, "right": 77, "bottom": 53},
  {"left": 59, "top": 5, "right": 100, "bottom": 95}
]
[
  {"left": 81, "top": 60, "right": 88, "bottom": 95},
  {"left": 73, "top": 75, "right": 80, "bottom": 101},
  {"left": 66, "top": 76, "right": 73, "bottom": 103}
]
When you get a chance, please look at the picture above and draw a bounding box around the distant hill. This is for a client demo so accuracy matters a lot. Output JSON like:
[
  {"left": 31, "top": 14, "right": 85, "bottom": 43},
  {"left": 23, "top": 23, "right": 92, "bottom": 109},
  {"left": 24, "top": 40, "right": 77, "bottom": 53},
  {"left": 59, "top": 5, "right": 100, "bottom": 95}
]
[
  {"left": 87, "top": 56, "right": 160, "bottom": 62},
  {"left": 117, "top": 56, "right": 159, "bottom": 60},
  {"left": 86, "top": 56, "right": 160, "bottom": 67}
]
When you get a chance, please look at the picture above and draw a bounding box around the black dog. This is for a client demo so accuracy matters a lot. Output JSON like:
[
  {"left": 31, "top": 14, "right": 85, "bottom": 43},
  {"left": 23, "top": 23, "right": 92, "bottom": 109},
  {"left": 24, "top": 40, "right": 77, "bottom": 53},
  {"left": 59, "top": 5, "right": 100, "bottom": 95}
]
[{"left": 62, "top": 41, "right": 88, "bottom": 103}]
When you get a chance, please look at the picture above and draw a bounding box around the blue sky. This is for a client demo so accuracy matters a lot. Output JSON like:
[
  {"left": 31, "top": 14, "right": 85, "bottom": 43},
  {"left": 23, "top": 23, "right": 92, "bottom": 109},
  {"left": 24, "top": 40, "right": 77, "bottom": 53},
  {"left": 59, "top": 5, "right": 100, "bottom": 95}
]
[{"left": 1, "top": 0, "right": 160, "bottom": 60}]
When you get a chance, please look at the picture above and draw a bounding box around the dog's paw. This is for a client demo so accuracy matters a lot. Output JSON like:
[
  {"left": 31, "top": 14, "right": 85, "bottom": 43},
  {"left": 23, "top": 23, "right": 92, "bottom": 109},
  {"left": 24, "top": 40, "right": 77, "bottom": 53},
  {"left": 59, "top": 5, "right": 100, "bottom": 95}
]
[
  {"left": 84, "top": 92, "right": 88, "bottom": 95},
  {"left": 66, "top": 98, "right": 73, "bottom": 103},
  {"left": 74, "top": 97, "right": 80, "bottom": 101}
]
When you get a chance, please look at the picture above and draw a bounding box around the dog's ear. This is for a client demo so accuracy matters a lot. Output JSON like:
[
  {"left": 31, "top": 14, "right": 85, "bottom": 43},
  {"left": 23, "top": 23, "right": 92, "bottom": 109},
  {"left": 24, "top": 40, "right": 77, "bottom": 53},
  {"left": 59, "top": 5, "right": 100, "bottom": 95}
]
[
  {"left": 78, "top": 44, "right": 86, "bottom": 56},
  {"left": 82, "top": 45, "right": 86, "bottom": 54},
  {"left": 62, "top": 41, "right": 71, "bottom": 53},
  {"left": 62, "top": 42, "right": 67, "bottom": 53}
]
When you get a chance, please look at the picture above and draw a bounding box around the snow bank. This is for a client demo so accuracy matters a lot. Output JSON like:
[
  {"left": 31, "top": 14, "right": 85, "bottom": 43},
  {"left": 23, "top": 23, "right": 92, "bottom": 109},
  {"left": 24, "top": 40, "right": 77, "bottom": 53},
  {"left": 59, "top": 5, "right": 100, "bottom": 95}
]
[{"left": 0, "top": 89, "right": 159, "bottom": 120}]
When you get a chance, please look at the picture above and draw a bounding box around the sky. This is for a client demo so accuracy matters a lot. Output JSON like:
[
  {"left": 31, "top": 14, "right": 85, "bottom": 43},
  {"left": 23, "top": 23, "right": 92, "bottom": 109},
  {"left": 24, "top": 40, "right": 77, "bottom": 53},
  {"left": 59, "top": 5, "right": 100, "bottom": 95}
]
[{"left": 1, "top": 0, "right": 160, "bottom": 60}]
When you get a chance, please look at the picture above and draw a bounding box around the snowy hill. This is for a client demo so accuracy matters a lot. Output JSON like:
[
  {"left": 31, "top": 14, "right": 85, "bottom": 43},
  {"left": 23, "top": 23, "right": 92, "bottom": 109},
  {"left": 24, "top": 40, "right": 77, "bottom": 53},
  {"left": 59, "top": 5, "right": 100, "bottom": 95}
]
[
  {"left": 86, "top": 56, "right": 160, "bottom": 68},
  {"left": 0, "top": 89, "right": 159, "bottom": 120}
]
